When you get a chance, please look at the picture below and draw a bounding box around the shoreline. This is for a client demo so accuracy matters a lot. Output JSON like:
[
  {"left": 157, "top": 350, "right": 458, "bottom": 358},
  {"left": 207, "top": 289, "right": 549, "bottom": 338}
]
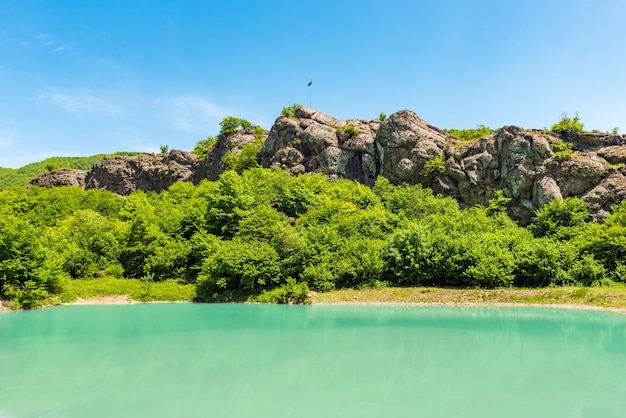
[
  {"left": 312, "top": 301, "right": 626, "bottom": 315},
  {"left": 2, "top": 292, "right": 626, "bottom": 315}
]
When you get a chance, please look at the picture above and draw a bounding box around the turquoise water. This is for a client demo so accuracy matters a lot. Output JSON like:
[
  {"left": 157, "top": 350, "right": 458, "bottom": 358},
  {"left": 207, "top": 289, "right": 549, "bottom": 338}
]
[{"left": 0, "top": 304, "right": 625, "bottom": 418}]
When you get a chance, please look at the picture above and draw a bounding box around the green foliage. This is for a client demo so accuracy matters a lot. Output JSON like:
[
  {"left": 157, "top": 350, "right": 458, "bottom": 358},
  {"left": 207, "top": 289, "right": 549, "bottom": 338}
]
[
  {"left": 379, "top": 112, "right": 387, "bottom": 122},
  {"left": 420, "top": 155, "right": 445, "bottom": 178},
  {"left": 611, "top": 127, "right": 620, "bottom": 135},
  {"left": 550, "top": 112, "right": 584, "bottom": 134},
  {"left": 219, "top": 116, "right": 252, "bottom": 137},
  {"left": 191, "top": 136, "right": 218, "bottom": 159},
  {"left": 531, "top": 197, "right": 589, "bottom": 239},
  {"left": 159, "top": 145, "right": 169, "bottom": 154},
  {"left": 222, "top": 138, "right": 264, "bottom": 173},
  {"left": 445, "top": 124, "right": 494, "bottom": 142},
  {"left": 197, "top": 239, "right": 283, "bottom": 294},
  {"left": 221, "top": 126, "right": 266, "bottom": 174},
  {"left": 576, "top": 201, "right": 626, "bottom": 274},
  {"left": 341, "top": 124, "right": 360, "bottom": 137},
  {"left": 1, "top": 163, "right": 624, "bottom": 309},
  {"left": 0, "top": 215, "right": 66, "bottom": 308},
  {"left": 550, "top": 139, "right": 575, "bottom": 160},
  {"left": 255, "top": 278, "right": 311, "bottom": 304},
  {"left": 281, "top": 103, "right": 302, "bottom": 118},
  {"left": 45, "top": 163, "right": 60, "bottom": 172},
  {"left": 486, "top": 190, "right": 511, "bottom": 216}
]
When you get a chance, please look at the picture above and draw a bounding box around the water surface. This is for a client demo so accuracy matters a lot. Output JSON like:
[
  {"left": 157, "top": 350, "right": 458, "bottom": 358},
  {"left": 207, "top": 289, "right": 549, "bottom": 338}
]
[{"left": 0, "top": 304, "right": 625, "bottom": 418}]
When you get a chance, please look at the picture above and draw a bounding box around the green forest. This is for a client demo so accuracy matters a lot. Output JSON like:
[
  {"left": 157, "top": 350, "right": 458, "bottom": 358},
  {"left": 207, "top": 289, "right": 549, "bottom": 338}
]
[{"left": 1, "top": 166, "right": 625, "bottom": 309}]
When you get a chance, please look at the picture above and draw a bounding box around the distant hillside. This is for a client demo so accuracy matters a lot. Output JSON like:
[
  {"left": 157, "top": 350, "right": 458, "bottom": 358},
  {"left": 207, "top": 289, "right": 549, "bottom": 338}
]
[{"left": 0, "top": 152, "right": 141, "bottom": 190}]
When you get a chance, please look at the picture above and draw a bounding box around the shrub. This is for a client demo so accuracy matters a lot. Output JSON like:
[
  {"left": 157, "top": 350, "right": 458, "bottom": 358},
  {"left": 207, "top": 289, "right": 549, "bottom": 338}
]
[
  {"left": 341, "top": 124, "right": 360, "bottom": 137},
  {"left": 379, "top": 112, "right": 387, "bottom": 122},
  {"left": 550, "top": 139, "right": 575, "bottom": 160},
  {"left": 486, "top": 190, "right": 511, "bottom": 216},
  {"left": 420, "top": 155, "right": 445, "bottom": 178},
  {"left": 255, "top": 278, "right": 311, "bottom": 304},
  {"left": 197, "top": 239, "right": 283, "bottom": 293},
  {"left": 191, "top": 136, "right": 218, "bottom": 159},
  {"left": 531, "top": 197, "right": 589, "bottom": 238},
  {"left": 281, "top": 103, "right": 302, "bottom": 118},
  {"left": 445, "top": 124, "right": 494, "bottom": 142},
  {"left": 550, "top": 112, "right": 584, "bottom": 134}
]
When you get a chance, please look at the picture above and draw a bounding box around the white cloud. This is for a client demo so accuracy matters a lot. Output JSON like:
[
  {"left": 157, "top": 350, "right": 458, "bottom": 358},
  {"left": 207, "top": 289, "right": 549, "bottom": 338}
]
[
  {"left": 54, "top": 44, "right": 68, "bottom": 52},
  {"left": 39, "top": 92, "right": 121, "bottom": 116},
  {"left": 159, "top": 96, "right": 233, "bottom": 134}
]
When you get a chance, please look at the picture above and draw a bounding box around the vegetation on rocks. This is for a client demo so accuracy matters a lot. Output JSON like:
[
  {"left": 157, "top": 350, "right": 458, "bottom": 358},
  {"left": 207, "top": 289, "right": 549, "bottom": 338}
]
[
  {"left": 445, "top": 124, "right": 494, "bottom": 142},
  {"left": 550, "top": 112, "right": 584, "bottom": 134},
  {"left": 281, "top": 103, "right": 302, "bottom": 118}
]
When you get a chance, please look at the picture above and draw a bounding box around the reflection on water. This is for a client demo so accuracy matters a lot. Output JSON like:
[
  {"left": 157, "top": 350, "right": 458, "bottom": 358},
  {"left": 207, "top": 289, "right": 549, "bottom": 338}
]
[{"left": 0, "top": 305, "right": 625, "bottom": 418}]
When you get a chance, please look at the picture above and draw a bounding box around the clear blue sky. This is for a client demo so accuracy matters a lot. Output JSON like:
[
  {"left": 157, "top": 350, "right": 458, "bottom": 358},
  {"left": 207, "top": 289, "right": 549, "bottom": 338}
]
[{"left": 1, "top": 0, "right": 625, "bottom": 168}]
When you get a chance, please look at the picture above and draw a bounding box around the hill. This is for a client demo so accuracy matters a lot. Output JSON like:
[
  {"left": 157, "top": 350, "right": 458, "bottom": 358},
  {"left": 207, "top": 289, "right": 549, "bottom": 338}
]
[{"left": 0, "top": 153, "right": 141, "bottom": 190}]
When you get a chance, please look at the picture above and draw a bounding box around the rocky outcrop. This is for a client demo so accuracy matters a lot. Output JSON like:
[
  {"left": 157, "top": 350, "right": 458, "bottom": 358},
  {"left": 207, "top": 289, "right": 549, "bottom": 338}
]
[
  {"left": 260, "top": 106, "right": 381, "bottom": 185},
  {"left": 260, "top": 108, "right": 626, "bottom": 224},
  {"left": 194, "top": 126, "right": 267, "bottom": 182},
  {"left": 29, "top": 168, "right": 87, "bottom": 188},
  {"left": 84, "top": 150, "right": 197, "bottom": 195},
  {"left": 30, "top": 107, "right": 626, "bottom": 224}
]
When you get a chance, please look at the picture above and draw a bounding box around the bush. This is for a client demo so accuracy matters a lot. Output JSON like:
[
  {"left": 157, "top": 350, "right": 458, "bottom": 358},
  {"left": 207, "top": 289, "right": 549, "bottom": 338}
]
[
  {"left": 531, "top": 197, "right": 589, "bottom": 238},
  {"left": 255, "top": 278, "right": 311, "bottom": 304},
  {"left": 420, "top": 155, "right": 445, "bottom": 178},
  {"left": 197, "top": 239, "right": 283, "bottom": 293},
  {"left": 341, "top": 124, "right": 360, "bottom": 137},
  {"left": 192, "top": 136, "right": 217, "bottom": 159},
  {"left": 379, "top": 112, "right": 387, "bottom": 122},
  {"left": 445, "top": 124, "right": 494, "bottom": 142},
  {"left": 550, "top": 112, "right": 584, "bottom": 134},
  {"left": 550, "top": 139, "right": 575, "bottom": 160},
  {"left": 281, "top": 104, "right": 302, "bottom": 118}
]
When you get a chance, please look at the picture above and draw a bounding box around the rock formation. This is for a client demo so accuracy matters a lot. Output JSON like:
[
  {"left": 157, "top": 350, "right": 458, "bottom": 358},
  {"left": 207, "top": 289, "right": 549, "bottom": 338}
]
[
  {"left": 29, "top": 168, "right": 87, "bottom": 188},
  {"left": 30, "top": 106, "right": 626, "bottom": 224},
  {"left": 194, "top": 126, "right": 266, "bottom": 182},
  {"left": 84, "top": 150, "right": 197, "bottom": 195}
]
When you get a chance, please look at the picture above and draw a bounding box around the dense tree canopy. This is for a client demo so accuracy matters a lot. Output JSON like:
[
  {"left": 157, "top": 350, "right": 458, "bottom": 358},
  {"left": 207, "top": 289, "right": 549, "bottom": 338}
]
[{"left": 0, "top": 168, "right": 624, "bottom": 308}]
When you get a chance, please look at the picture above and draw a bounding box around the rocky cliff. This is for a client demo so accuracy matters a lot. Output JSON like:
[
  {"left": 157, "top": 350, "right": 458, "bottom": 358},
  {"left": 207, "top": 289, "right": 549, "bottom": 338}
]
[{"left": 29, "top": 106, "right": 626, "bottom": 224}]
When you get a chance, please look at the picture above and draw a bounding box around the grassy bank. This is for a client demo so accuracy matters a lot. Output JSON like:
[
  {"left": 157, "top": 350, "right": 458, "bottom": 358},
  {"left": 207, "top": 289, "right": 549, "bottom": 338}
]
[
  {"left": 3, "top": 281, "right": 626, "bottom": 313},
  {"left": 311, "top": 285, "right": 626, "bottom": 311},
  {"left": 59, "top": 277, "right": 196, "bottom": 303}
]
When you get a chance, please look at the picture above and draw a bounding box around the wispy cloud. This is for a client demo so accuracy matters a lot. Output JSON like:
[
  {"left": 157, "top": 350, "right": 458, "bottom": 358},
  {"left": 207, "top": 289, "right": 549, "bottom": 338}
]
[
  {"left": 159, "top": 96, "right": 233, "bottom": 133},
  {"left": 16, "top": 29, "right": 70, "bottom": 52},
  {"left": 39, "top": 92, "right": 121, "bottom": 116}
]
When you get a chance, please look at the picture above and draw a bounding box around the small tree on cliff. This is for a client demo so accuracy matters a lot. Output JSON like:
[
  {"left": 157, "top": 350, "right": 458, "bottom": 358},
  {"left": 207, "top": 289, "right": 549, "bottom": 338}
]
[{"left": 219, "top": 116, "right": 252, "bottom": 138}]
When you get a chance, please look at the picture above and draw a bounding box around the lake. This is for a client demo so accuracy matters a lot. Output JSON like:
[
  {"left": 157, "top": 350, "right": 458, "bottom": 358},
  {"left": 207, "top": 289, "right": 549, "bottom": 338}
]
[{"left": 1, "top": 304, "right": 625, "bottom": 418}]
